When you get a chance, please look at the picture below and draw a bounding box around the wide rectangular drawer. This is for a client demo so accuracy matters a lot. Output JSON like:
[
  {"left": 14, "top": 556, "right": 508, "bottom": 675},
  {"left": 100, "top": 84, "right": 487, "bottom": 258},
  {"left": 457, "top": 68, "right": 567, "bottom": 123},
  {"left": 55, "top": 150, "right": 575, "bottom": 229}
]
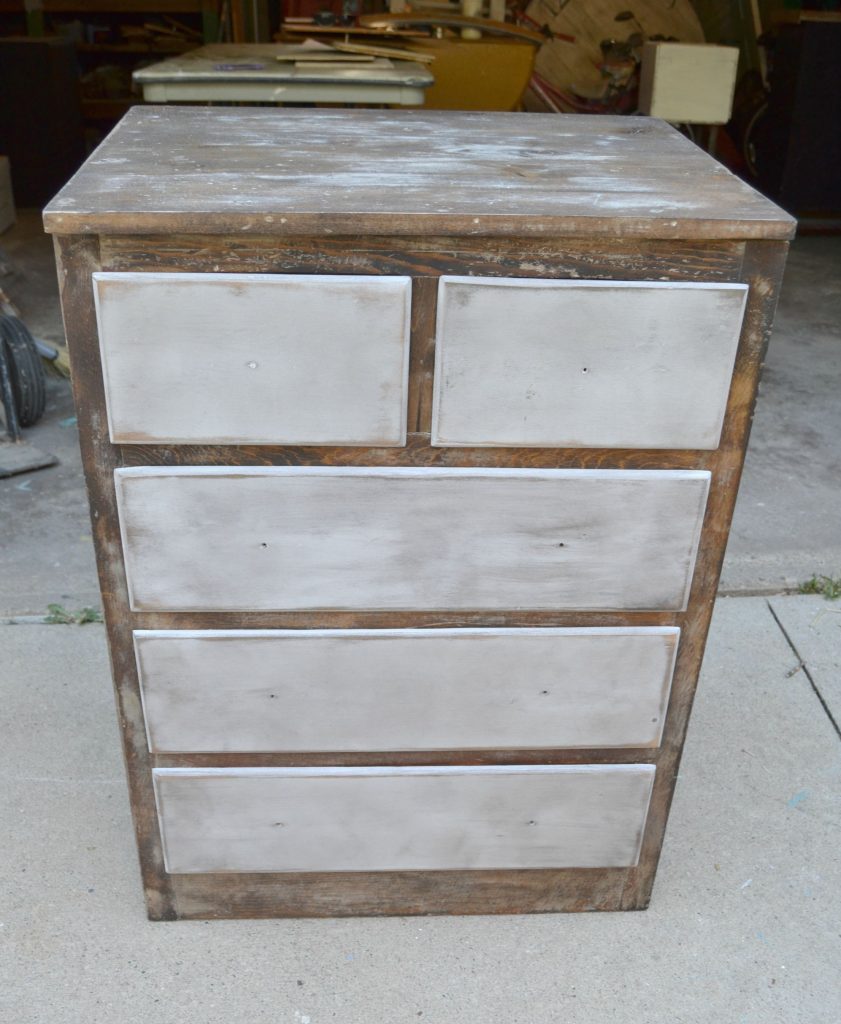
[
  {"left": 93, "top": 271, "right": 412, "bottom": 446},
  {"left": 153, "top": 764, "right": 656, "bottom": 873},
  {"left": 115, "top": 466, "right": 710, "bottom": 612},
  {"left": 135, "top": 626, "right": 679, "bottom": 752},
  {"left": 432, "top": 277, "right": 747, "bottom": 449}
]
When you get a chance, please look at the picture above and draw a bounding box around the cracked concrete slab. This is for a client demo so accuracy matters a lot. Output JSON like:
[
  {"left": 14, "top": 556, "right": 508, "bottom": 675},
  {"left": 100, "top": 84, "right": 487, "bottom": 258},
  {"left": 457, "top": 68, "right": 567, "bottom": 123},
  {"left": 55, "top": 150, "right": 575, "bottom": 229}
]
[
  {"left": 1, "top": 597, "right": 839, "bottom": 1024},
  {"left": 768, "top": 594, "right": 841, "bottom": 735}
]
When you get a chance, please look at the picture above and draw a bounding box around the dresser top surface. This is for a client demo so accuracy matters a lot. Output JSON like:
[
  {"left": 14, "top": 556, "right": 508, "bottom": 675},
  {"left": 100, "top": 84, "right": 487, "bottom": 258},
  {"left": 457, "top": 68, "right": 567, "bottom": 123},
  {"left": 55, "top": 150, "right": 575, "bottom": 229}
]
[{"left": 43, "top": 106, "right": 795, "bottom": 240}]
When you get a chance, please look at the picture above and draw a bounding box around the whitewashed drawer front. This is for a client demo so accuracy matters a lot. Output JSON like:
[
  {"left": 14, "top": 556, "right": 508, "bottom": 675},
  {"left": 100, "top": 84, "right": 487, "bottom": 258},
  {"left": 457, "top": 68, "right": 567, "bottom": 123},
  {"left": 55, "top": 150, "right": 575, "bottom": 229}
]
[
  {"left": 92, "top": 272, "right": 411, "bottom": 446},
  {"left": 431, "top": 277, "right": 748, "bottom": 449},
  {"left": 135, "top": 626, "right": 679, "bottom": 752},
  {"left": 115, "top": 467, "right": 710, "bottom": 612},
  {"left": 153, "top": 764, "right": 656, "bottom": 873}
]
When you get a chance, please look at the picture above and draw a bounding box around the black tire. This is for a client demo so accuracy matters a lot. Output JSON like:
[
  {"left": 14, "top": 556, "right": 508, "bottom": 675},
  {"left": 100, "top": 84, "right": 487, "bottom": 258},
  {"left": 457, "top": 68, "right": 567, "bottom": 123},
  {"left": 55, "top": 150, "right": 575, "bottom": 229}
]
[{"left": 0, "top": 314, "right": 47, "bottom": 427}]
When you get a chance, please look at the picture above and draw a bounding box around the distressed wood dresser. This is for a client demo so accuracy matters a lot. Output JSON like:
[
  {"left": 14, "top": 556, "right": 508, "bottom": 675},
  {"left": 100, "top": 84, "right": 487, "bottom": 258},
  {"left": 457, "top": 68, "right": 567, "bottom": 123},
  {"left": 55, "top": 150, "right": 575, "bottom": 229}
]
[{"left": 45, "top": 107, "right": 795, "bottom": 919}]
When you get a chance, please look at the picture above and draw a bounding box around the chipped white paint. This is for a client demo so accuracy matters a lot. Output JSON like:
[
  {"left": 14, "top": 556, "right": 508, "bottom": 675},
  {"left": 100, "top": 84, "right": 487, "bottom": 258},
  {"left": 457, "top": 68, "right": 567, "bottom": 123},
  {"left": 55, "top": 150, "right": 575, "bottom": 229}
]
[
  {"left": 114, "top": 466, "right": 710, "bottom": 612},
  {"left": 134, "top": 626, "right": 680, "bottom": 752},
  {"left": 93, "top": 272, "right": 411, "bottom": 446},
  {"left": 431, "top": 277, "right": 748, "bottom": 449},
  {"left": 152, "top": 763, "right": 656, "bottom": 872}
]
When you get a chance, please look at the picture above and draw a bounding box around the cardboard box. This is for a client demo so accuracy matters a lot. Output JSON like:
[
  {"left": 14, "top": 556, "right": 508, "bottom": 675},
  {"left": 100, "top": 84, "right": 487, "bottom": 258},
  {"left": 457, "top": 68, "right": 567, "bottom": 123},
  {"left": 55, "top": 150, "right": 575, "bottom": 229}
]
[{"left": 639, "top": 43, "right": 739, "bottom": 125}]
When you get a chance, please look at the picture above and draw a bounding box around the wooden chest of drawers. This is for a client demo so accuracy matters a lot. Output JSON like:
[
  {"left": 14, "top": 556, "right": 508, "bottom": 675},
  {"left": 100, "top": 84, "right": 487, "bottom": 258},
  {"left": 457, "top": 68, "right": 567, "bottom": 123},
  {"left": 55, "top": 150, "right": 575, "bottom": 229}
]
[{"left": 44, "top": 107, "right": 794, "bottom": 919}]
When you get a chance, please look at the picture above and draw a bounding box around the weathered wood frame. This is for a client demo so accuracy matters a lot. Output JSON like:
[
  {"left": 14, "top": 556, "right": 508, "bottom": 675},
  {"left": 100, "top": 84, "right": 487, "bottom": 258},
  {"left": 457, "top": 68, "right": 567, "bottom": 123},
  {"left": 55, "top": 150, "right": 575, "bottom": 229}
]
[{"left": 55, "top": 231, "right": 788, "bottom": 919}]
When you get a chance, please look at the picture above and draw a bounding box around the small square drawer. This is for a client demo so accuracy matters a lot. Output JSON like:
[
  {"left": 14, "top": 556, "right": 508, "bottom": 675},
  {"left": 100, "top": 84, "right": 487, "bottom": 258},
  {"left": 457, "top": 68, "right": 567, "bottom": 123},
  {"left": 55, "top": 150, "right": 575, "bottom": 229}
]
[
  {"left": 93, "top": 272, "right": 412, "bottom": 446},
  {"left": 431, "top": 277, "right": 748, "bottom": 450},
  {"left": 153, "top": 764, "right": 656, "bottom": 873},
  {"left": 134, "top": 626, "right": 679, "bottom": 753},
  {"left": 115, "top": 466, "right": 710, "bottom": 612}
]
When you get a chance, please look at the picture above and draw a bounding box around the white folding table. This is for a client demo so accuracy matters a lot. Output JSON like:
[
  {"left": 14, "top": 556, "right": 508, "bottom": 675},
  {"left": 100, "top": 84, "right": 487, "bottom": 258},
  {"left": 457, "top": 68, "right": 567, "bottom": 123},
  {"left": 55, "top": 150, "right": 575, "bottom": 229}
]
[{"left": 133, "top": 44, "right": 433, "bottom": 106}]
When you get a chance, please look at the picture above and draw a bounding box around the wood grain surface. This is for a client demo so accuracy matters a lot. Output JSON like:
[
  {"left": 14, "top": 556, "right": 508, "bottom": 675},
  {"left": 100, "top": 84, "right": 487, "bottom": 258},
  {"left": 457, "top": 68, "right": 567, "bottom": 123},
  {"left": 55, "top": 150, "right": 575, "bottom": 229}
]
[
  {"left": 42, "top": 108, "right": 795, "bottom": 239},
  {"left": 153, "top": 764, "right": 656, "bottom": 873},
  {"left": 54, "top": 235, "right": 177, "bottom": 920},
  {"left": 93, "top": 271, "right": 411, "bottom": 446},
  {"left": 432, "top": 277, "right": 747, "bottom": 449},
  {"left": 114, "top": 466, "right": 710, "bottom": 612},
  {"left": 134, "top": 626, "right": 679, "bottom": 753},
  {"left": 99, "top": 234, "right": 748, "bottom": 282}
]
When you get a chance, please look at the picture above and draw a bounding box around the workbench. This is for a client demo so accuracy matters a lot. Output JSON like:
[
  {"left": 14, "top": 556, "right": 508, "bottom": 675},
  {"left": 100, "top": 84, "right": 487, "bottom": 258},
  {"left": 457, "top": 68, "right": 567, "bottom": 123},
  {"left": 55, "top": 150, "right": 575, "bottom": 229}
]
[
  {"left": 133, "top": 44, "right": 433, "bottom": 106},
  {"left": 44, "top": 107, "right": 794, "bottom": 919}
]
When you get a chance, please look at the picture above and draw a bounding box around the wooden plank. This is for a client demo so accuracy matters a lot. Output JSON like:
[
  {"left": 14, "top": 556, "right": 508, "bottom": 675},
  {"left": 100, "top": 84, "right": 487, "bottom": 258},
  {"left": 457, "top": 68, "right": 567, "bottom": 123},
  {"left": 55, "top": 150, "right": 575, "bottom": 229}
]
[
  {"left": 114, "top": 466, "right": 710, "bottom": 612},
  {"left": 93, "top": 272, "right": 411, "bottom": 446},
  {"left": 432, "top": 278, "right": 747, "bottom": 450},
  {"left": 170, "top": 866, "right": 627, "bottom": 917},
  {"left": 134, "top": 626, "right": 679, "bottom": 752},
  {"left": 332, "top": 41, "right": 436, "bottom": 63},
  {"left": 406, "top": 277, "right": 437, "bottom": 434},
  {"left": 122, "top": 606, "right": 684, "bottom": 633},
  {"left": 358, "top": 12, "right": 546, "bottom": 44},
  {"left": 153, "top": 764, "right": 656, "bottom": 873},
  {"left": 99, "top": 234, "right": 748, "bottom": 282},
  {"left": 120, "top": 437, "right": 714, "bottom": 472},
  {"left": 281, "top": 24, "right": 429, "bottom": 37},
  {"left": 42, "top": 108, "right": 796, "bottom": 239},
  {"left": 153, "top": 748, "right": 659, "bottom": 769}
]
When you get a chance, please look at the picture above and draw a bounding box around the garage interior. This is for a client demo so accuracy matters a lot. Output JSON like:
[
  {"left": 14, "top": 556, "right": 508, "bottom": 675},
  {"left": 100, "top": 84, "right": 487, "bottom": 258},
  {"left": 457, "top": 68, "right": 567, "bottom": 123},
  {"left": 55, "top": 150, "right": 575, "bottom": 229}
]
[{"left": 1, "top": 1, "right": 839, "bottom": 1020}]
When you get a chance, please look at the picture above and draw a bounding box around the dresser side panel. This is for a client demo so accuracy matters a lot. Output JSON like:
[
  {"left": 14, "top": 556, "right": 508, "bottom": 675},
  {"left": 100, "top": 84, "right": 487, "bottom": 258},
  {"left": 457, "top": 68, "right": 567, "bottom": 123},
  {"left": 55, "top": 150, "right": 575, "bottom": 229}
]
[{"left": 53, "top": 234, "right": 176, "bottom": 920}]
